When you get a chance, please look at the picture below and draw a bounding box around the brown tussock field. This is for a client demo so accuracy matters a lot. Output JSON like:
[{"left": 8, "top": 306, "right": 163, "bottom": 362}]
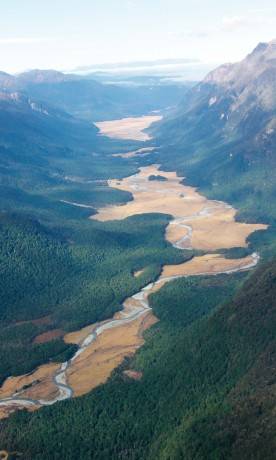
[
  {"left": 64, "top": 321, "right": 108, "bottom": 345},
  {"left": 161, "top": 253, "right": 256, "bottom": 278},
  {"left": 15, "top": 315, "right": 52, "bottom": 327},
  {"left": 0, "top": 363, "right": 60, "bottom": 403},
  {"left": 66, "top": 311, "right": 158, "bottom": 397},
  {"left": 183, "top": 208, "right": 265, "bottom": 251},
  {"left": 0, "top": 408, "right": 10, "bottom": 420},
  {"left": 112, "top": 147, "right": 155, "bottom": 158},
  {"left": 0, "top": 366, "right": 60, "bottom": 419},
  {"left": 92, "top": 164, "right": 267, "bottom": 251},
  {"left": 95, "top": 115, "right": 162, "bottom": 141},
  {"left": 33, "top": 328, "right": 64, "bottom": 344},
  {"left": 0, "top": 404, "right": 38, "bottom": 420}
]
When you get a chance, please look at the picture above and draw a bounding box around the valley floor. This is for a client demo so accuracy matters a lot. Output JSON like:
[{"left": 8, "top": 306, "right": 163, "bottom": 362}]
[
  {"left": 95, "top": 114, "right": 162, "bottom": 141},
  {"left": 0, "top": 116, "right": 268, "bottom": 421}
]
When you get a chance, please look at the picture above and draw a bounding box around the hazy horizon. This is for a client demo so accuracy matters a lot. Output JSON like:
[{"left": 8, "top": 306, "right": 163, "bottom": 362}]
[{"left": 1, "top": 0, "right": 276, "bottom": 75}]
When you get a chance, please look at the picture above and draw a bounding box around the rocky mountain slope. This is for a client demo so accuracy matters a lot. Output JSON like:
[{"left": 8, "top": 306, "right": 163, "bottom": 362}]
[
  {"left": 154, "top": 40, "right": 276, "bottom": 226},
  {"left": 158, "top": 40, "right": 276, "bottom": 143}
]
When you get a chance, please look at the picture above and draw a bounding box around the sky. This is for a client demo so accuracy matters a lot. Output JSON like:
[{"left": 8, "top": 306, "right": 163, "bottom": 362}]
[{"left": 1, "top": 0, "right": 276, "bottom": 74}]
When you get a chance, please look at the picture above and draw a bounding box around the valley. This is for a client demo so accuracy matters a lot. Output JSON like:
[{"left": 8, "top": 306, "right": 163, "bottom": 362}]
[
  {"left": 0, "top": 115, "right": 267, "bottom": 420},
  {"left": 0, "top": 35, "right": 276, "bottom": 459}
]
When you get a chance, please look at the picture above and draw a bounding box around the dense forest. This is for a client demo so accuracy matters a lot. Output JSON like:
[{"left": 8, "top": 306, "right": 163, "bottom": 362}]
[
  {"left": 1, "top": 260, "right": 276, "bottom": 459},
  {"left": 0, "top": 209, "right": 188, "bottom": 384}
]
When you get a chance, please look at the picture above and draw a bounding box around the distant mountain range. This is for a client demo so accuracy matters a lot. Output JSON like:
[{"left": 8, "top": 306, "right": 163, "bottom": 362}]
[
  {"left": 0, "top": 65, "right": 191, "bottom": 211},
  {"left": 0, "top": 65, "right": 192, "bottom": 223},
  {"left": 70, "top": 58, "right": 214, "bottom": 81},
  {"left": 73, "top": 58, "right": 199, "bottom": 72},
  {"left": 0, "top": 68, "right": 190, "bottom": 122}
]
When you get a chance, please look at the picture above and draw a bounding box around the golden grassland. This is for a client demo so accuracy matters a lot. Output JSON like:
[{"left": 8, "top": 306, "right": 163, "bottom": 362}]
[
  {"left": 66, "top": 311, "right": 158, "bottom": 397},
  {"left": 161, "top": 253, "right": 256, "bottom": 278},
  {"left": 33, "top": 328, "right": 64, "bottom": 344},
  {"left": 112, "top": 147, "right": 155, "bottom": 158},
  {"left": 64, "top": 323, "right": 99, "bottom": 346},
  {"left": 15, "top": 315, "right": 52, "bottom": 327},
  {"left": 0, "top": 363, "right": 60, "bottom": 402},
  {"left": 92, "top": 164, "right": 267, "bottom": 251},
  {"left": 95, "top": 116, "right": 162, "bottom": 141},
  {"left": 0, "top": 308, "right": 157, "bottom": 415}
]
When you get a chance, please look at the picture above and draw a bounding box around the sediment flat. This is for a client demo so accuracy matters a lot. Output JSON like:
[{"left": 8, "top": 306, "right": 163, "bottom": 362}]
[
  {"left": 66, "top": 311, "right": 157, "bottom": 397},
  {"left": 161, "top": 253, "right": 258, "bottom": 278},
  {"left": 92, "top": 164, "right": 267, "bottom": 251},
  {"left": 112, "top": 147, "right": 155, "bottom": 158},
  {"left": 95, "top": 115, "right": 162, "bottom": 141}
]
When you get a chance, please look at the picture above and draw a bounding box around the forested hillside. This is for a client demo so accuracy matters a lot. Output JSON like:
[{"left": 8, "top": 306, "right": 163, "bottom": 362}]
[
  {"left": 1, "top": 259, "right": 276, "bottom": 459},
  {"left": 0, "top": 86, "right": 149, "bottom": 224},
  {"left": 0, "top": 209, "right": 188, "bottom": 385},
  {"left": 153, "top": 40, "right": 276, "bottom": 230}
]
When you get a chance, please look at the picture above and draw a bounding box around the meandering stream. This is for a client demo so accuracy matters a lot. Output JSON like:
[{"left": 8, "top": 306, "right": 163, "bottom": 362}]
[
  {"left": 0, "top": 115, "right": 268, "bottom": 419},
  {"left": 0, "top": 201, "right": 261, "bottom": 414}
]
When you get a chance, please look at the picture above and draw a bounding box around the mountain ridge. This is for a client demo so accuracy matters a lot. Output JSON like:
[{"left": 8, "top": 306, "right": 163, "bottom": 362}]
[
  {"left": 153, "top": 39, "right": 276, "bottom": 227},
  {"left": 0, "top": 68, "right": 190, "bottom": 122}
]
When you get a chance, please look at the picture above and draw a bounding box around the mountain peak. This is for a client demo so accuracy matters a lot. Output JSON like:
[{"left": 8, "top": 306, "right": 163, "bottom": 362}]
[
  {"left": 203, "top": 39, "right": 276, "bottom": 89},
  {"left": 250, "top": 42, "right": 269, "bottom": 55},
  {"left": 248, "top": 39, "right": 276, "bottom": 58},
  {"left": 17, "top": 69, "right": 69, "bottom": 84},
  {"left": 0, "top": 71, "right": 16, "bottom": 89}
]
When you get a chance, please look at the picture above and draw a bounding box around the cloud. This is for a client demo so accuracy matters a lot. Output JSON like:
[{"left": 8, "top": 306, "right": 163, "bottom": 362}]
[
  {"left": 221, "top": 16, "right": 248, "bottom": 31},
  {"left": 177, "top": 11, "right": 276, "bottom": 41},
  {"left": 249, "top": 7, "right": 276, "bottom": 13},
  {"left": 221, "top": 13, "right": 276, "bottom": 31},
  {"left": 169, "top": 30, "right": 210, "bottom": 40},
  {"left": 169, "top": 17, "right": 249, "bottom": 41},
  {"left": 0, "top": 37, "right": 55, "bottom": 45}
]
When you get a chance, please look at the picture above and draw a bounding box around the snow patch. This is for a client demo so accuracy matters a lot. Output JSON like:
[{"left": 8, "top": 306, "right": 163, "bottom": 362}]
[
  {"left": 29, "top": 100, "right": 49, "bottom": 115},
  {"left": 209, "top": 96, "right": 217, "bottom": 106}
]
